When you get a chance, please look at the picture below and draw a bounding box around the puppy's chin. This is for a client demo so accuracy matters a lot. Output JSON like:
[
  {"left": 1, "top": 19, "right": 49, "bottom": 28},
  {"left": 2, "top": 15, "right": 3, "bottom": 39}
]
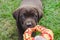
[{"left": 22, "top": 24, "right": 36, "bottom": 31}]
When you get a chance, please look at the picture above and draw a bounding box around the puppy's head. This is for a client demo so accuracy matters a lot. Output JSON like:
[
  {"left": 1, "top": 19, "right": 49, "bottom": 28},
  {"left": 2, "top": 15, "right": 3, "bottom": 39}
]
[{"left": 13, "top": 7, "right": 43, "bottom": 30}]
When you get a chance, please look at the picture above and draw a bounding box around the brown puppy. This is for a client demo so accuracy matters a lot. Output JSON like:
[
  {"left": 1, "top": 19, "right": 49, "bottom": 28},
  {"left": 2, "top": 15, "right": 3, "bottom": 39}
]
[{"left": 13, "top": 0, "right": 43, "bottom": 40}]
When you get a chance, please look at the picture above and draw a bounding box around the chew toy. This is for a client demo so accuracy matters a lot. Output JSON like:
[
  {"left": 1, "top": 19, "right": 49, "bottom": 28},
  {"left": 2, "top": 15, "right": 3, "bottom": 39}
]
[{"left": 23, "top": 25, "right": 54, "bottom": 40}]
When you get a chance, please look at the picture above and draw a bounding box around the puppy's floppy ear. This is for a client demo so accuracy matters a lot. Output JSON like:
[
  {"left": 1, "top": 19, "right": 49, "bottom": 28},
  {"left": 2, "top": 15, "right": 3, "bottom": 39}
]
[
  {"left": 13, "top": 9, "right": 20, "bottom": 20},
  {"left": 38, "top": 11, "right": 43, "bottom": 20},
  {"left": 34, "top": 8, "right": 43, "bottom": 20}
]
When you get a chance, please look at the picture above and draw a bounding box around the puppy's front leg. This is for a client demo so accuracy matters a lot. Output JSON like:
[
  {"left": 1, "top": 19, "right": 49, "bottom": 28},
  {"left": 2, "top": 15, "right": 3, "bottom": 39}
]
[
  {"left": 18, "top": 32, "right": 23, "bottom": 40},
  {"left": 17, "top": 23, "right": 24, "bottom": 40},
  {"left": 32, "top": 32, "right": 36, "bottom": 37}
]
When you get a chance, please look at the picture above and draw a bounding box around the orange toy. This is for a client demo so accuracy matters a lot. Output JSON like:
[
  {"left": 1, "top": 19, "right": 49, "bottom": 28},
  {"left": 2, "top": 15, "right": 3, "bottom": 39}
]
[{"left": 23, "top": 25, "right": 54, "bottom": 40}]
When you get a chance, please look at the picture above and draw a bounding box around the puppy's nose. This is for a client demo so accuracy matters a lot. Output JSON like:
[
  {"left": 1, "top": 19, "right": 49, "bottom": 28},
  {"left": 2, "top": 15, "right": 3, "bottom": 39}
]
[{"left": 26, "top": 22, "right": 32, "bottom": 27}]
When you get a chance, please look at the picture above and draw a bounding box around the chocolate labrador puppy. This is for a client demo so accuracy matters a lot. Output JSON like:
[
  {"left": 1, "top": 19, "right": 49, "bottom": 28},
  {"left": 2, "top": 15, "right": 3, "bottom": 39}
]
[{"left": 13, "top": 0, "right": 43, "bottom": 40}]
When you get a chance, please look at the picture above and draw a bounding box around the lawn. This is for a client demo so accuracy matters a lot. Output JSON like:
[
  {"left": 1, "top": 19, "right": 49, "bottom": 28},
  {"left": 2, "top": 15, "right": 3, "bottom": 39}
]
[{"left": 0, "top": 0, "right": 60, "bottom": 40}]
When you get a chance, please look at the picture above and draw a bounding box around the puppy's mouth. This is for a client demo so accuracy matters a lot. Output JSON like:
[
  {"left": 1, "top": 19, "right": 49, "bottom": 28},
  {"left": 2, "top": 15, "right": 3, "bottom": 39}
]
[
  {"left": 26, "top": 22, "right": 33, "bottom": 27},
  {"left": 25, "top": 21, "right": 36, "bottom": 27},
  {"left": 22, "top": 18, "right": 37, "bottom": 30}
]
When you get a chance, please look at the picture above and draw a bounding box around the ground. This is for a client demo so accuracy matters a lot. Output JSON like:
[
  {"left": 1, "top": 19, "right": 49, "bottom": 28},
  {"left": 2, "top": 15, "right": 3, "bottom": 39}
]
[{"left": 0, "top": 0, "right": 60, "bottom": 40}]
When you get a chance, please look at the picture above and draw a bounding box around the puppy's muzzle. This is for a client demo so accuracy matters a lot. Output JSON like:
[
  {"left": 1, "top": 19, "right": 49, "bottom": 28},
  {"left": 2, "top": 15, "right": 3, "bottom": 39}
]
[
  {"left": 24, "top": 18, "right": 36, "bottom": 27},
  {"left": 26, "top": 21, "right": 33, "bottom": 27}
]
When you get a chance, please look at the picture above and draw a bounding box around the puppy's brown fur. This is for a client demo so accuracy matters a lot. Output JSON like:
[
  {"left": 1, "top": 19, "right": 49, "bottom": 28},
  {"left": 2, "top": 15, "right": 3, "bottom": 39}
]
[{"left": 13, "top": 0, "right": 43, "bottom": 40}]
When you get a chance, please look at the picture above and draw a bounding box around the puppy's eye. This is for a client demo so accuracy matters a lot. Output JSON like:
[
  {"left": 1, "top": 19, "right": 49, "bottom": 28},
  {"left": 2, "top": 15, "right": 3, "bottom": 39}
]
[
  {"left": 31, "top": 13, "right": 37, "bottom": 17},
  {"left": 33, "top": 14, "right": 37, "bottom": 17},
  {"left": 21, "top": 15, "right": 25, "bottom": 19}
]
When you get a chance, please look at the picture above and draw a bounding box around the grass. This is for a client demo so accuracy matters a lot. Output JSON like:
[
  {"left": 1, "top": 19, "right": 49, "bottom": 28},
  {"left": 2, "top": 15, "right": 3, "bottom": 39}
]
[{"left": 0, "top": 0, "right": 60, "bottom": 40}]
